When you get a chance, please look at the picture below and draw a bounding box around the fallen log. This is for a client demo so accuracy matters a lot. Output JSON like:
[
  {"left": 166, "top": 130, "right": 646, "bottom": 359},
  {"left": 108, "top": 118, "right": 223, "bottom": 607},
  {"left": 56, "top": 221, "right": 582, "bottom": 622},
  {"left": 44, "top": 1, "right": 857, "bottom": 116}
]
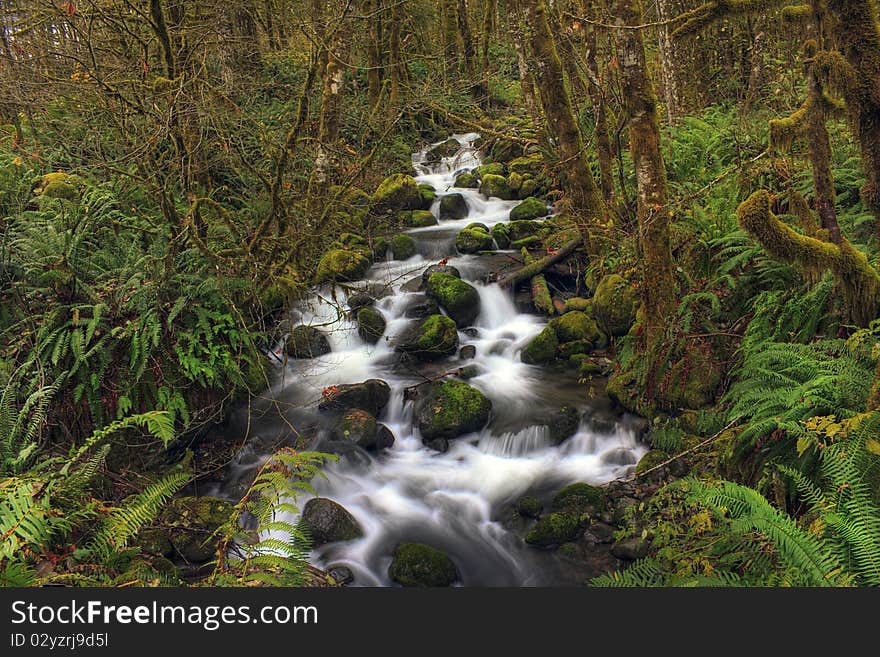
[
  {"left": 522, "top": 247, "right": 554, "bottom": 315},
  {"left": 497, "top": 236, "right": 584, "bottom": 288}
]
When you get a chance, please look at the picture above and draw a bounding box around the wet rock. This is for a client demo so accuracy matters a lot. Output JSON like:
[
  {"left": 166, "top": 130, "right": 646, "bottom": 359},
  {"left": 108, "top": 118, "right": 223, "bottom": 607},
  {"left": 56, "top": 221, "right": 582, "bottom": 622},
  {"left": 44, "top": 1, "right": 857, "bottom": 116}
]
[
  {"left": 602, "top": 448, "right": 637, "bottom": 467},
  {"left": 376, "top": 424, "right": 396, "bottom": 450},
  {"left": 439, "top": 193, "right": 469, "bottom": 220},
  {"left": 318, "top": 379, "right": 391, "bottom": 416},
  {"left": 516, "top": 495, "right": 543, "bottom": 519},
  {"left": 332, "top": 409, "right": 378, "bottom": 447},
  {"left": 159, "top": 496, "right": 236, "bottom": 564},
  {"left": 558, "top": 339, "right": 595, "bottom": 359},
  {"left": 426, "top": 138, "right": 460, "bottom": 162},
  {"left": 300, "top": 498, "right": 364, "bottom": 547},
  {"left": 549, "top": 311, "right": 605, "bottom": 345},
  {"left": 327, "top": 565, "right": 354, "bottom": 585},
  {"left": 509, "top": 197, "right": 548, "bottom": 222},
  {"left": 405, "top": 296, "right": 440, "bottom": 319},
  {"left": 589, "top": 522, "right": 616, "bottom": 544},
  {"left": 592, "top": 274, "right": 639, "bottom": 337},
  {"left": 584, "top": 410, "right": 618, "bottom": 435},
  {"left": 465, "top": 222, "right": 491, "bottom": 233},
  {"left": 479, "top": 173, "right": 515, "bottom": 200},
  {"left": 459, "top": 344, "right": 477, "bottom": 360},
  {"left": 473, "top": 163, "right": 505, "bottom": 178},
  {"left": 425, "top": 272, "right": 481, "bottom": 327},
  {"left": 611, "top": 536, "right": 650, "bottom": 561},
  {"left": 544, "top": 406, "right": 580, "bottom": 445},
  {"left": 415, "top": 379, "right": 492, "bottom": 441},
  {"left": 525, "top": 512, "right": 583, "bottom": 548},
  {"left": 490, "top": 138, "right": 525, "bottom": 163},
  {"left": 287, "top": 325, "right": 332, "bottom": 359},
  {"left": 316, "top": 439, "right": 372, "bottom": 468},
  {"left": 357, "top": 307, "right": 386, "bottom": 344},
  {"left": 417, "top": 183, "right": 437, "bottom": 210},
  {"left": 455, "top": 226, "right": 494, "bottom": 254},
  {"left": 399, "top": 210, "right": 438, "bottom": 228},
  {"left": 347, "top": 293, "right": 376, "bottom": 313},
  {"left": 371, "top": 174, "right": 422, "bottom": 213},
  {"left": 396, "top": 314, "right": 459, "bottom": 360},
  {"left": 508, "top": 154, "right": 544, "bottom": 177},
  {"left": 510, "top": 236, "right": 543, "bottom": 250},
  {"left": 391, "top": 233, "right": 417, "bottom": 260},
  {"left": 314, "top": 249, "right": 372, "bottom": 284},
  {"left": 564, "top": 297, "right": 592, "bottom": 313},
  {"left": 455, "top": 172, "right": 478, "bottom": 188},
  {"left": 613, "top": 497, "right": 639, "bottom": 526},
  {"left": 425, "top": 438, "right": 450, "bottom": 453},
  {"left": 521, "top": 326, "right": 558, "bottom": 365},
  {"left": 507, "top": 219, "right": 542, "bottom": 242},
  {"left": 402, "top": 277, "right": 423, "bottom": 293},
  {"left": 388, "top": 543, "right": 459, "bottom": 587},
  {"left": 457, "top": 364, "right": 481, "bottom": 379}
]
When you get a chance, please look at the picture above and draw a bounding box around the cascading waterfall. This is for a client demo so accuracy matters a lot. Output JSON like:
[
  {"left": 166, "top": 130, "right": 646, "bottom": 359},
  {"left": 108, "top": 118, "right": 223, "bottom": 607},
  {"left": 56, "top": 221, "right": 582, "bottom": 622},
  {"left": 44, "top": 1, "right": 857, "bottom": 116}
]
[{"left": 223, "top": 134, "right": 647, "bottom": 586}]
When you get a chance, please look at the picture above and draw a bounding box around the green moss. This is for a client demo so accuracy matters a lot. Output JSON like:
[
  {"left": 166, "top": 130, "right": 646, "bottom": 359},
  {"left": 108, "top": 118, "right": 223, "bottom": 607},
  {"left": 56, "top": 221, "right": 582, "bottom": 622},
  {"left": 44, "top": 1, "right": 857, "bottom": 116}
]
[
  {"left": 35, "top": 171, "right": 80, "bottom": 201},
  {"left": 160, "top": 496, "right": 235, "bottom": 564},
  {"left": 398, "top": 314, "right": 459, "bottom": 359},
  {"left": 474, "top": 163, "right": 505, "bottom": 178},
  {"left": 557, "top": 339, "right": 594, "bottom": 359},
  {"left": 549, "top": 311, "right": 603, "bottom": 344},
  {"left": 391, "top": 233, "right": 417, "bottom": 260},
  {"left": 455, "top": 227, "right": 494, "bottom": 254},
  {"left": 357, "top": 307, "right": 386, "bottom": 344},
  {"left": 507, "top": 172, "right": 524, "bottom": 191},
  {"left": 335, "top": 408, "right": 378, "bottom": 443},
  {"left": 544, "top": 226, "right": 580, "bottom": 250},
  {"left": 415, "top": 379, "right": 492, "bottom": 440},
  {"left": 287, "top": 325, "right": 331, "bottom": 358},
  {"left": 564, "top": 297, "right": 592, "bottom": 313},
  {"left": 439, "top": 193, "right": 469, "bottom": 220},
  {"left": 479, "top": 173, "right": 515, "bottom": 200},
  {"left": 521, "top": 326, "right": 559, "bottom": 364},
  {"left": 372, "top": 174, "right": 422, "bottom": 213},
  {"left": 508, "top": 154, "right": 544, "bottom": 176},
  {"left": 519, "top": 178, "right": 539, "bottom": 198},
  {"left": 635, "top": 449, "right": 670, "bottom": 475},
  {"left": 466, "top": 222, "right": 490, "bottom": 232},
  {"left": 402, "top": 210, "right": 437, "bottom": 227},
  {"left": 388, "top": 543, "right": 459, "bottom": 587},
  {"left": 509, "top": 197, "right": 548, "bottom": 221},
  {"left": 492, "top": 223, "right": 511, "bottom": 248},
  {"left": 315, "top": 249, "right": 372, "bottom": 283},
  {"left": 425, "top": 272, "right": 481, "bottom": 327},
  {"left": 552, "top": 483, "right": 604, "bottom": 513},
  {"left": 418, "top": 183, "right": 437, "bottom": 210},
  {"left": 454, "top": 172, "right": 478, "bottom": 188},
  {"left": 511, "top": 236, "right": 543, "bottom": 249},
  {"left": 507, "top": 219, "right": 542, "bottom": 242},
  {"left": 516, "top": 495, "right": 543, "bottom": 518},
  {"left": 372, "top": 237, "right": 389, "bottom": 260},
  {"left": 660, "top": 347, "right": 721, "bottom": 410},
  {"left": 525, "top": 512, "right": 581, "bottom": 548},
  {"left": 592, "top": 274, "right": 639, "bottom": 337}
]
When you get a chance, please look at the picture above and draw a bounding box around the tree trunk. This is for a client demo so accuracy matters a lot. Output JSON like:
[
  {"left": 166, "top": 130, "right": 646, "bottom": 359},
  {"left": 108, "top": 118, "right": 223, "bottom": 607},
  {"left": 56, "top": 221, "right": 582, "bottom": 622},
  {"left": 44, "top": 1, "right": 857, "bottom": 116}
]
[
  {"left": 580, "top": 0, "right": 615, "bottom": 201},
  {"left": 657, "top": 0, "right": 682, "bottom": 124},
  {"left": 510, "top": 5, "right": 541, "bottom": 125},
  {"left": 525, "top": 0, "right": 605, "bottom": 250},
  {"left": 613, "top": 0, "right": 676, "bottom": 357},
  {"left": 440, "top": 0, "right": 460, "bottom": 81},
  {"left": 389, "top": 1, "right": 403, "bottom": 108},
  {"left": 366, "top": 0, "right": 382, "bottom": 110}
]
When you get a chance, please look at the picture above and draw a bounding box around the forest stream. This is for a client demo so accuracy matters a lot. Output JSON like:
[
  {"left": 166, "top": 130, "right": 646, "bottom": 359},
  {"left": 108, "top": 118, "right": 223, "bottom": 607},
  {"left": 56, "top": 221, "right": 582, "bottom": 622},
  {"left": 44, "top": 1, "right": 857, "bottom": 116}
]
[{"left": 212, "top": 134, "right": 647, "bottom": 586}]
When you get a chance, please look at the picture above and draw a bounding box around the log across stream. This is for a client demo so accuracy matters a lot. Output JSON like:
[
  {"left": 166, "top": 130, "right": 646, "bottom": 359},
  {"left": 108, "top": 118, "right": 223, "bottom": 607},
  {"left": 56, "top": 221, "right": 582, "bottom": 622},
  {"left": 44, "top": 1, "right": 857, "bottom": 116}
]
[{"left": 216, "top": 135, "right": 648, "bottom": 586}]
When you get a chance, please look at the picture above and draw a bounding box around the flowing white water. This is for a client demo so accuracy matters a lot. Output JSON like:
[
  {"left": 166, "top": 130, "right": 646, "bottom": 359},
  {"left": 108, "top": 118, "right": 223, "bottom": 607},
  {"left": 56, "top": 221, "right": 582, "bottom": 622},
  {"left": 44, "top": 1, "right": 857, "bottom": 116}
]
[{"left": 240, "top": 134, "right": 647, "bottom": 585}]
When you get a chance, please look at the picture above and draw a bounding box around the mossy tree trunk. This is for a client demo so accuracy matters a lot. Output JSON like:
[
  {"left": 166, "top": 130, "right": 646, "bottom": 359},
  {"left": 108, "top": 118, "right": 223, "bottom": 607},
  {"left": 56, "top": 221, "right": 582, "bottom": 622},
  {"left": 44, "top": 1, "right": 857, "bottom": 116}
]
[
  {"left": 510, "top": 2, "right": 542, "bottom": 126},
  {"left": 475, "top": 0, "right": 496, "bottom": 107},
  {"left": 440, "top": 0, "right": 460, "bottom": 82},
  {"left": 365, "top": 0, "right": 382, "bottom": 110},
  {"left": 613, "top": 0, "right": 676, "bottom": 360},
  {"left": 389, "top": 0, "right": 403, "bottom": 108},
  {"left": 524, "top": 0, "right": 606, "bottom": 251}
]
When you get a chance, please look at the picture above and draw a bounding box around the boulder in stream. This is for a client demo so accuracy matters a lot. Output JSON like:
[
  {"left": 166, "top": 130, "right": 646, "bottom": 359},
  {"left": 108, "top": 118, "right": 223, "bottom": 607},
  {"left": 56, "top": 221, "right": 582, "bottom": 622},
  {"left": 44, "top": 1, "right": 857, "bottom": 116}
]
[
  {"left": 525, "top": 512, "right": 583, "bottom": 548},
  {"left": 371, "top": 174, "right": 423, "bottom": 213},
  {"left": 314, "top": 249, "right": 372, "bottom": 284},
  {"left": 439, "top": 192, "right": 469, "bottom": 220},
  {"left": 455, "top": 172, "right": 478, "bottom": 188},
  {"left": 157, "top": 496, "right": 236, "bottom": 564},
  {"left": 491, "top": 223, "right": 511, "bottom": 248},
  {"left": 425, "top": 272, "right": 481, "bottom": 327},
  {"left": 591, "top": 274, "right": 639, "bottom": 337},
  {"left": 318, "top": 379, "right": 391, "bottom": 416},
  {"left": 388, "top": 543, "right": 459, "bottom": 587},
  {"left": 479, "top": 173, "right": 515, "bottom": 200},
  {"left": 391, "top": 233, "right": 417, "bottom": 260},
  {"left": 396, "top": 314, "right": 459, "bottom": 360},
  {"left": 417, "top": 183, "right": 437, "bottom": 210},
  {"left": 507, "top": 219, "right": 543, "bottom": 242},
  {"left": 333, "top": 409, "right": 378, "bottom": 447},
  {"left": 421, "top": 264, "right": 461, "bottom": 286},
  {"left": 399, "top": 209, "right": 438, "bottom": 228},
  {"left": 426, "top": 138, "right": 460, "bottom": 162},
  {"left": 415, "top": 379, "right": 492, "bottom": 441},
  {"left": 357, "top": 307, "right": 386, "bottom": 344},
  {"left": 405, "top": 296, "right": 440, "bottom": 319},
  {"left": 521, "top": 326, "right": 558, "bottom": 365},
  {"left": 300, "top": 498, "right": 364, "bottom": 547},
  {"left": 549, "top": 311, "right": 604, "bottom": 345},
  {"left": 287, "top": 325, "right": 332, "bottom": 359},
  {"left": 509, "top": 197, "right": 548, "bottom": 221},
  {"left": 455, "top": 226, "right": 494, "bottom": 254}
]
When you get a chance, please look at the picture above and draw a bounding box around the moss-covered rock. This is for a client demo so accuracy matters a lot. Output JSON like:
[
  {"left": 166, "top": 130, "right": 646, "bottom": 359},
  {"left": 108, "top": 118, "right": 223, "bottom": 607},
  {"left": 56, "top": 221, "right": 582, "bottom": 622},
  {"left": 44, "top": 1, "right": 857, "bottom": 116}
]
[
  {"left": 474, "top": 163, "right": 505, "bottom": 178},
  {"left": 418, "top": 183, "right": 437, "bottom": 210},
  {"left": 525, "top": 512, "right": 582, "bottom": 548},
  {"left": 549, "top": 311, "right": 604, "bottom": 344},
  {"left": 371, "top": 174, "right": 422, "bottom": 213},
  {"left": 480, "top": 173, "right": 515, "bottom": 200},
  {"left": 137, "top": 528, "right": 173, "bottom": 557},
  {"left": 426, "top": 138, "right": 460, "bottom": 161},
  {"left": 348, "top": 293, "right": 376, "bottom": 313},
  {"left": 400, "top": 210, "right": 438, "bottom": 228},
  {"left": 552, "top": 483, "right": 605, "bottom": 513},
  {"left": 564, "top": 297, "right": 592, "bottom": 313},
  {"left": 635, "top": 449, "right": 670, "bottom": 477},
  {"left": 439, "top": 193, "right": 468, "bottom": 220},
  {"left": 516, "top": 496, "right": 543, "bottom": 519},
  {"left": 592, "top": 274, "right": 639, "bottom": 337},
  {"left": 557, "top": 339, "right": 596, "bottom": 359},
  {"left": 160, "top": 496, "right": 235, "bottom": 564},
  {"left": 318, "top": 379, "right": 391, "bottom": 416},
  {"left": 396, "top": 314, "right": 459, "bottom": 360},
  {"left": 287, "top": 325, "right": 332, "bottom": 359},
  {"left": 511, "top": 236, "right": 543, "bottom": 250},
  {"left": 372, "top": 237, "right": 389, "bottom": 260},
  {"left": 34, "top": 171, "right": 81, "bottom": 201},
  {"left": 492, "top": 223, "right": 511, "bottom": 248},
  {"left": 508, "top": 154, "right": 544, "bottom": 176},
  {"left": 388, "top": 543, "right": 459, "bottom": 587},
  {"left": 314, "top": 249, "right": 372, "bottom": 283},
  {"left": 507, "top": 172, "right": 524, "bottom": 191},
  {"left": 507, "top": 219, "right": 542, "bottom": 242},
  {"left": 466, "top": 222, "right": 490, "bottom": 232},
  {"left": 519, "top": 178, "right": 539, "bottom": 198},
  {"left": 421, "top": 264, "right": 461, "bottom": 285},
  {"left": 545, "top": 406, "right": 580, "bottom": 445},
  {"left": 661, "top": 347, "right": 722, "bottom": 410},
  {"left": 300, "top": 498, "right": 364, "bottom": 547},
  {"left": 357, "top": 306, "right": 386, "bottom": 344},
  {"left": 455, "top": 172, "right": 478, "bottom": 188},
  {"left": 425, "top": 272, "right": 481, "bottom": 327},
  {"left": 333, "top": 408, "right": 378, "bottom": 448},
  {"left": 521, "top": 326, "right": 559, "bottom": 365},
  {"left": 510, "top": 197, "right": 549, "bottom": 221},
  {"left": 490, "top": 138, "right": 525, "bottom": 163},
  {"left": 391, "top": 233, "right": 417, "bottom": 260},
  {"left": 415, "top": 379, "right": 492, "bottom": 441},
  {"left": 455, "top": 227, "right": 494, "bottom": 254}
]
